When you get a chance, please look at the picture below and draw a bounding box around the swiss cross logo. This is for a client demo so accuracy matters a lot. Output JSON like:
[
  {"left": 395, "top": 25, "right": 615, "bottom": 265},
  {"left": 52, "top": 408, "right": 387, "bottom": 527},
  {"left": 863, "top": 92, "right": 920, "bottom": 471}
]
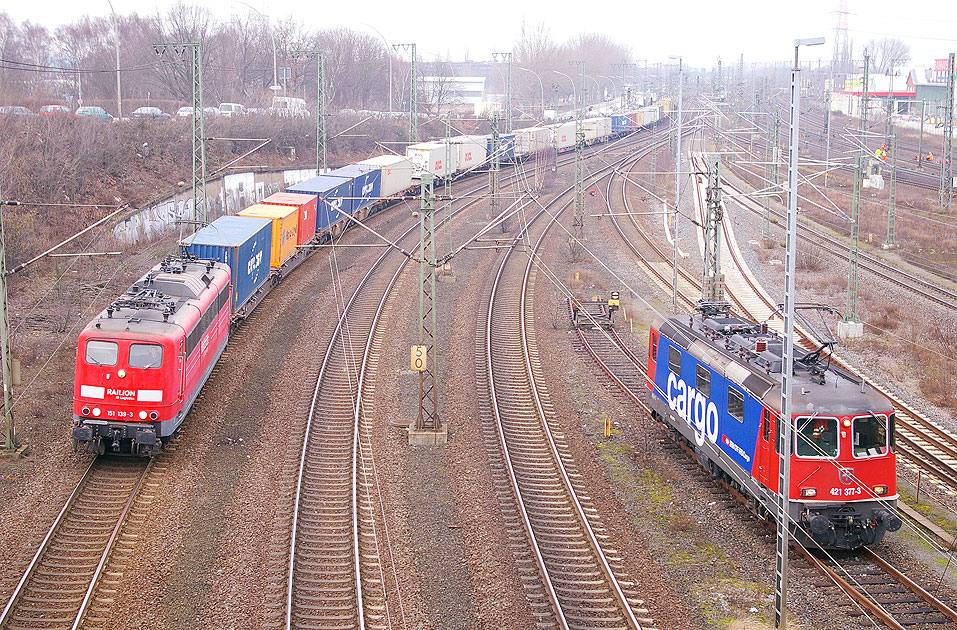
[
  {"left": 436, "top": 160, "right": 442, "bottom": 170},
  {"left": 561, "top": 135, "right": 567, "bottom": 142},
  {"left": 464, "top": 151, "right": 472, "bottom": 161}
]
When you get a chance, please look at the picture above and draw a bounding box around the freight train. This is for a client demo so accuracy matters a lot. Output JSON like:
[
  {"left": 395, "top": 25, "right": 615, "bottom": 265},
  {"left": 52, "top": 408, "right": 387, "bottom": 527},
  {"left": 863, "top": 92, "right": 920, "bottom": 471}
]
[
  {"left": 71, "top": 105, "right": 664, "bottom": 455},
  {"left": 646, "top": 302, "right": 902, "bottom": 550}
]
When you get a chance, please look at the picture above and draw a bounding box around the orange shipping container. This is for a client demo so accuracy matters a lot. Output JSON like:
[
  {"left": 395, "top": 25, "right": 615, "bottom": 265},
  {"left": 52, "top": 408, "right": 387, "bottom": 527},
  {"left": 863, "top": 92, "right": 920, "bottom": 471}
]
[
  {"left": 237, "top": 203, "right": 298, "bottom": 268},
  {"left": 260, "top": 192, "right": 318, "bottom": 245}
]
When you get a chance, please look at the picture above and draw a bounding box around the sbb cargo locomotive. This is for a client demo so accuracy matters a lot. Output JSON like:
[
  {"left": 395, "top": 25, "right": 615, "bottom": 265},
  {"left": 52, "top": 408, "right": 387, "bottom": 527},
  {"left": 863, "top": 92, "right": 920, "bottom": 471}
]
[{"left": 646, "top": 303, "right": 901, "bottom": 549}]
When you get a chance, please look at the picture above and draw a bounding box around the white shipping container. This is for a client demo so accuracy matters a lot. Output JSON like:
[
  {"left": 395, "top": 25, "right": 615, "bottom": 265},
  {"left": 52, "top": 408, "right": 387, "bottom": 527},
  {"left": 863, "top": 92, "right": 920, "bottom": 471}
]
[
  {"left": 553, "top": 121, "right": 577, "bottom": 150},
  {"left": 448, "top": 136, "right": 488, "bottom": 173},
  {"left": 357, "top": 155, "right": 414, "bottom": 198},
  {"left": 582, "top": 117, "right": 612, "bottom": 143},
  {"left": 405, "top": 142, "right": 458, "bottom": 179},
  {"left": 641, "top": 106, "right": 660, "bottom": 127},
  {"left": 514, "top": 126, "right": 550, "bottom": 156}
]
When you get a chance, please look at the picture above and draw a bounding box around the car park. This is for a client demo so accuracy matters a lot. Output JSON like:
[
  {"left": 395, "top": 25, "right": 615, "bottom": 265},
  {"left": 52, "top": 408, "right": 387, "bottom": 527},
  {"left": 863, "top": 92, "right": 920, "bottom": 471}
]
[{"left": 74, "top": 106, "right": 113, "bottom": 121}]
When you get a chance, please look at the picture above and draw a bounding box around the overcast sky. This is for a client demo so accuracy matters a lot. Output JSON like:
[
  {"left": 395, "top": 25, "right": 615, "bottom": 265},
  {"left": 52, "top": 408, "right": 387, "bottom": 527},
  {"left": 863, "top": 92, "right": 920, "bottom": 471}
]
[{"left": 6, "top": 0, "right": 957, "bottom": 70}]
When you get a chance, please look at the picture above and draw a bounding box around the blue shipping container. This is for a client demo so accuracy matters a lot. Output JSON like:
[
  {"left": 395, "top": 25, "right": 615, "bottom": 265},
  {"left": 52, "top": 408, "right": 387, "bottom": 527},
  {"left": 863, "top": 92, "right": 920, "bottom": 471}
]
[
  {"left": 181, "top": 215, "right": 272, "bottom": 313},
  {"left": 287, "top": 175, "right": 354, "bottom": 235},
  {"left": 611, "top": 115, "right": 631, "bottom": 133},
  {"left": 327, "top": 165, "right": 382, "bottom": 214},
  {"left": 487, "top": 134, "right": 516, "bottom": 162}
]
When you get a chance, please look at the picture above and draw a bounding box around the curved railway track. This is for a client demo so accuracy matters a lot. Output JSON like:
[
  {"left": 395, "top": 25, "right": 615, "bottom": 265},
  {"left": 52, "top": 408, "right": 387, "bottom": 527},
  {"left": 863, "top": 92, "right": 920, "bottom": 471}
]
[
  {"left": 479, "top": 137, "right": 674, "bottom": 629},
  {"left": 0, "top": 457, "right": 152, "bottom": 630}
]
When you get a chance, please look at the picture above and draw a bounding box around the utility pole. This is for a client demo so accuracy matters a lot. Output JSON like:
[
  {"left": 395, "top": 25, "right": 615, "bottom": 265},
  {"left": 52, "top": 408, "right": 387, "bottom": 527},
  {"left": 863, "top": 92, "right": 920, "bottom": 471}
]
[
  {"left": 154, "top": 42, "right": 207, "bottom": 228},
  {"left": 918, "top": 100, "right": 926, "bottom": 169},
  {"left": 671, "top": 55, "right": 683, "bottom": 314},
  {"left": 492, "top": 52, "right": 512, "bottom": 133},
  {"left": 613, "top": 61, "right": 637, "bottom": 111},
  {"left": 778, "top": 37, "right": 826, "bottom": 630},
  {"left": 106, "top": 0, "right": 121, "bottom": 119},
  {"left": 410, "top": 174, "right": 445, "bottom": 445},
  {"left": 940, "top": 52, "right": 954, "bottom": 209},
  {"left": 861, "top": 51, "right": 870, "bottom": 138},
  {"left": 570, "top": 60, "right": 586, "bottom": 242},
  {"left": 841, "top": 52, "right": 869, "bottom": 335},
  {"left": 490, "top": 111, "right": 503, "bottom": 231},
  {"left": 394, "top": 43, "right": 418, "bottom": 143},
  {"left": 442, "top": 115, "right": 454, "bottom": 277},
  {"left": 702, "top": 157, "right": 725, "bottom": 302},
  {"left": 292, "top": 49, "right": 326, "bottom": 172},
  {"left": 824, "top": 88, "right": 832, "bottom": 187},
  {"left": 1, "top": 185, "right": 17, "bottom": 454}
]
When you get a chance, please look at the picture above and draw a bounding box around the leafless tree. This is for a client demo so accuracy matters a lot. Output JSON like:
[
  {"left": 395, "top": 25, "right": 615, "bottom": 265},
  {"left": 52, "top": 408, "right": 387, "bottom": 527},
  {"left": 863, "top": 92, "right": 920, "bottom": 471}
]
[{"left": 865, "top": 38, "right": 910, "bottom": 74}]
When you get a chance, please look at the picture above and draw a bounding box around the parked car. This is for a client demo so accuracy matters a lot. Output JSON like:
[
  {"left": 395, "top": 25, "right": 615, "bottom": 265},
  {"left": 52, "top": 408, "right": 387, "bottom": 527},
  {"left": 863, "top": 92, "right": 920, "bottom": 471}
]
[
  {"left": 247, "top": 107, "right": 267, "bottom": 115},
  {"left": 177, "top": 106, "right": 198, "bottom": 117},
  {"left": 38, "top": 105, "right": 70, "bottom": 117},
  {"left": 132, "top": 106, "right": 170, "bottom": 119},
  {"left": 218, "top": 102, "right": 246, "bottom": 118},
  {"left": 0, "top": 106, "right": 35, "bottom": 116},
  {"left": 75, "top": 106, "right": 113, "bottom": 121},
  {"left": 203, "top": 106, "right": 220, "bottom": 118}
]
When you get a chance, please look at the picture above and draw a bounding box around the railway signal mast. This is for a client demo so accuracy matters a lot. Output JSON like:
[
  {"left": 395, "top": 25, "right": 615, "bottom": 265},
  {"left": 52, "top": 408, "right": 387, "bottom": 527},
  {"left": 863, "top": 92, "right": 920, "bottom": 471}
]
[
  {"left": 570, "top": 60, "right": 586, "bottom": 243},
  {"left": 1, "top": 186, "right": 17, "bottom": 455},
  {"left": 153, "top": 42, "right": 207, "bottom": 230},
  {"left": 291, "top": 49, "right": 326, "bottom": 172},
  {"left": 492, "top": 52, "right": 512, "bottom": 133},
  {"left": 778, "top": 38, "right": 825, "bottom": 630},
  {"left": 393, "top": 43, "right": 418, "bottom": 143},
  {"left": 842, "top": 50, "right": 868, "bottom": 338},
  {"left": 940, "top": 53, "right": 955, "bottom": 209},
  {"left": 702, "top": 158, "right": 725, "bottom": 302}
]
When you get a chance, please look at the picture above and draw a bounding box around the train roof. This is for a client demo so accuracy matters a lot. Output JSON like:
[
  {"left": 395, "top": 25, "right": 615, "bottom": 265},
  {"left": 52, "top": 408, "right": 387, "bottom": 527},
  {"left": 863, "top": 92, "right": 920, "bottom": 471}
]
[
  {"left": 84, "top": 256, "right": 229, "bottom": 339},
  {"left": 653, "top": 309, "right": 892, "bottom": 415}
]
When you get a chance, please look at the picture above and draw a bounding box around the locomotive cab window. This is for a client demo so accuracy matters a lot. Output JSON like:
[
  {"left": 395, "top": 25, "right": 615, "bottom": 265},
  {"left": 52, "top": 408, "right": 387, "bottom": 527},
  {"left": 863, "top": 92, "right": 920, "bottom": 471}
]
[
  {"left": 796, "top": 416, "right": 838, "bottom": 458},
  {"left": 696, "top": 365, "right": 711, "bottom": 398},
  {"left": 649, "top": 331, "right": 658, "bottom": 361},
  {"left": 727, "top": 387, "right": 744, "bottom": 422},
  {"left": 668, "top": 346, "right": 681, "bottom": 374},
  {"left": 85, "top": 340, "right": 118, "bottom": 366},
  {"left": 853, "top": 414, "right": 888, "bottom": 457},
  {"left": 129, "top": 343, "right": 164, "bottom": 369}
]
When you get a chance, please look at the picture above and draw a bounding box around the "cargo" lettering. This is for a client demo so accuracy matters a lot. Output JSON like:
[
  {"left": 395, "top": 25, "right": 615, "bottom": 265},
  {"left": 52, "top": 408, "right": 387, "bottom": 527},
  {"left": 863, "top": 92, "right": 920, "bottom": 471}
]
[{"left": 666, "top": 371, "right": 719, "bottom": 447}]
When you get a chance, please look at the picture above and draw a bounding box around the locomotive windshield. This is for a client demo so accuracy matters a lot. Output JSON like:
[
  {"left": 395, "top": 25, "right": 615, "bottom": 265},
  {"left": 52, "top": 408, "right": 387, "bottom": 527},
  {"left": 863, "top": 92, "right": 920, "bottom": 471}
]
[
  {"left": 853, "top": 414, "right": 888, "bottom": 457},
  {"left": 129, "top": 343, "right": 164, "bottom": 369},
  {"left": 796, "top": 416, "right": 838, "bottom": 457},
  {"left": 85, "top": 340, "right": 118, "bottom": 366}
]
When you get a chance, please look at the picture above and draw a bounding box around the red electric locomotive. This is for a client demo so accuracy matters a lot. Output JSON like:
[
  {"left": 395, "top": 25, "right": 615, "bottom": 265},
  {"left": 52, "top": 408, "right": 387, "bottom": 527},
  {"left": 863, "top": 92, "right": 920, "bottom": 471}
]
[
  {"left": 646, "top": 302, "right": 902, "bottom": 549},
  {"left": 71, "top": 256, "right": 231, "bottom": 456}
]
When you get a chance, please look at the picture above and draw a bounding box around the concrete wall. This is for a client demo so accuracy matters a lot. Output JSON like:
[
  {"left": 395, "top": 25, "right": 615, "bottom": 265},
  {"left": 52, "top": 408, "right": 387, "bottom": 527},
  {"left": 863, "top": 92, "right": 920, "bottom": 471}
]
[{"left": 113, "top": 167, "right": 317, "bottom": 245}]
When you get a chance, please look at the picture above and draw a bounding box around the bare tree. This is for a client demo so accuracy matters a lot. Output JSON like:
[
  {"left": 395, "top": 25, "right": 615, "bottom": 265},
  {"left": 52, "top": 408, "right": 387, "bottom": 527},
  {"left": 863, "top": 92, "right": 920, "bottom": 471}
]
[{"left": 865, "top": 38, "right": 910, "bottom": 74}]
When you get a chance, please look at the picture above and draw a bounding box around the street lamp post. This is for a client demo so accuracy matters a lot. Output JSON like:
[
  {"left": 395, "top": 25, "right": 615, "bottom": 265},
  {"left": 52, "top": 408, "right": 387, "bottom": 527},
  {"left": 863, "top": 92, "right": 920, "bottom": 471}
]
[
  {"left": 516, "top": 66, "right": 545, "bottom": 120},
  {"left": 552, "top": 70, "right": 576, "bottom": 109},
  {"left": 776, "top": 35, "right": 826, "bottom": 630},
  {"left": 362, "top": 23, "right": 392, "bottom": 115},
  {"left": 105, "top": 0, "right": 121, "bottom": 118},
  {"left": 669, "top": 55, "right": 682, "bottom": 314},
  {"left": 238, "top": 2, "right": 278, "bottom": 91}
]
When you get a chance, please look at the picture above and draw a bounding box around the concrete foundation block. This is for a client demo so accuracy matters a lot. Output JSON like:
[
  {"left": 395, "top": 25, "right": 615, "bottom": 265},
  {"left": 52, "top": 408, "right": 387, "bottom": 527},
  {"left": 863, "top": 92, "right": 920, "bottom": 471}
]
[
  {"left": 837, "top": 320, "right": 864, "bottom": 339},
  {"left": 408, "top": 427, "right": 448, "bottom": 446}
]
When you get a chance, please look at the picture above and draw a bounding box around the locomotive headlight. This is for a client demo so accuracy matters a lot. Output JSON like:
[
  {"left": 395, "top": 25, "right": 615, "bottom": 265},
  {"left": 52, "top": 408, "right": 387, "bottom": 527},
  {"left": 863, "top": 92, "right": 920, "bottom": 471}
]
[
  {"left": 843, "top": 418, "right": 851, "bottom": 428},
  {"left": 149, "top": 411, "right": 158, "bottom": 420},
  {"left": 118, "top": 369, "right": 126, "bottom": 378},
  {"left": 92, "top": 407, "right": 101, "bottom": 417},
  {"left": 81, "top": 406, "right": 91, "bottom": 416},
  {"left": 873, "top": 485, "right": 889, "bottom": 496},
  {"left": 139, "top": 411, "right": 148, "bottom": 420},
  {"left": 800, "top": 487, "right": 817, "bottom": 498}
]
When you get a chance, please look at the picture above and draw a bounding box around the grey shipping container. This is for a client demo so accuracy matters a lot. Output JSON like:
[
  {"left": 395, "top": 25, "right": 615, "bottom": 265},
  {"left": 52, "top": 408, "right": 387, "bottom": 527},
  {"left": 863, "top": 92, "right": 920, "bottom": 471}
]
[{"left": 181, "top": 215, "right": 273, "bottom": 313}]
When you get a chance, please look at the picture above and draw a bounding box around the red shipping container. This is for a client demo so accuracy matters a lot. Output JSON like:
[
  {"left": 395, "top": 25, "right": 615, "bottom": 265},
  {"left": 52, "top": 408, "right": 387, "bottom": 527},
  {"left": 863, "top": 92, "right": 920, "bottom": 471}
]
[
  {"left": 261, "top": 192, "right": 318, "bottom": 245},
  {"left": 629, "top": 112, "right": 641, "bottom": 129}
]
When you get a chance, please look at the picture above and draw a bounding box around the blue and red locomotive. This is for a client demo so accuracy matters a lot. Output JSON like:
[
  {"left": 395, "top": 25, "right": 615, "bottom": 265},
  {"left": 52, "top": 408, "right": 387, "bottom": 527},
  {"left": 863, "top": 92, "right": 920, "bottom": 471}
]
[
  {"left": 646, "top": 303, "right": 901, "bottom": 549},
  {"left": 71, "top": 256, "right": 231, "bottom": 456}
]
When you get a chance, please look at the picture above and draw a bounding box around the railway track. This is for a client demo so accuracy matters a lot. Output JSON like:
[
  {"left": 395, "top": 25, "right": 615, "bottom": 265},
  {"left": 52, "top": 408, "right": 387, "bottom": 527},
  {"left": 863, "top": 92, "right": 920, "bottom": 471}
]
[
  {"left": 0, "top": 456, "right": 154, "bottom": 630},
  {"left": 478, "top": 137, "right": 673, "bottom": 629}
]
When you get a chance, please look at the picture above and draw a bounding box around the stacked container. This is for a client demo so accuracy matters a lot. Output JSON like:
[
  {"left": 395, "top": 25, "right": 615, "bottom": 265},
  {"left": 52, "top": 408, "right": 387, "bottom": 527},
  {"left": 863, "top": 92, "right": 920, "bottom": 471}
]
[
  {"left": 357, "top": 155, "right": 414, "bottom": 199},
  {"left": 326, "top": 164, "right": 382, "bottom": 215},
  {"left": 287, "top": 175, "right": 354, "bottom": 236},
  {"left": 406, "top": 142, "right": 457, "bottom": 179},
  {"left": 553, "top": 121, "right": 577, "bottom": 151},
  {"left": 181, "top": 215, "right": 272, "bottom": 313},
  {"left": 582, "top": 118, "right": 612, "bottom": 143},
  {"left": 261, "top": 192, "right": 317, "bottom": 246},
  {"left": 237, "top": 203, "right": 299, "bottom": 268}
]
